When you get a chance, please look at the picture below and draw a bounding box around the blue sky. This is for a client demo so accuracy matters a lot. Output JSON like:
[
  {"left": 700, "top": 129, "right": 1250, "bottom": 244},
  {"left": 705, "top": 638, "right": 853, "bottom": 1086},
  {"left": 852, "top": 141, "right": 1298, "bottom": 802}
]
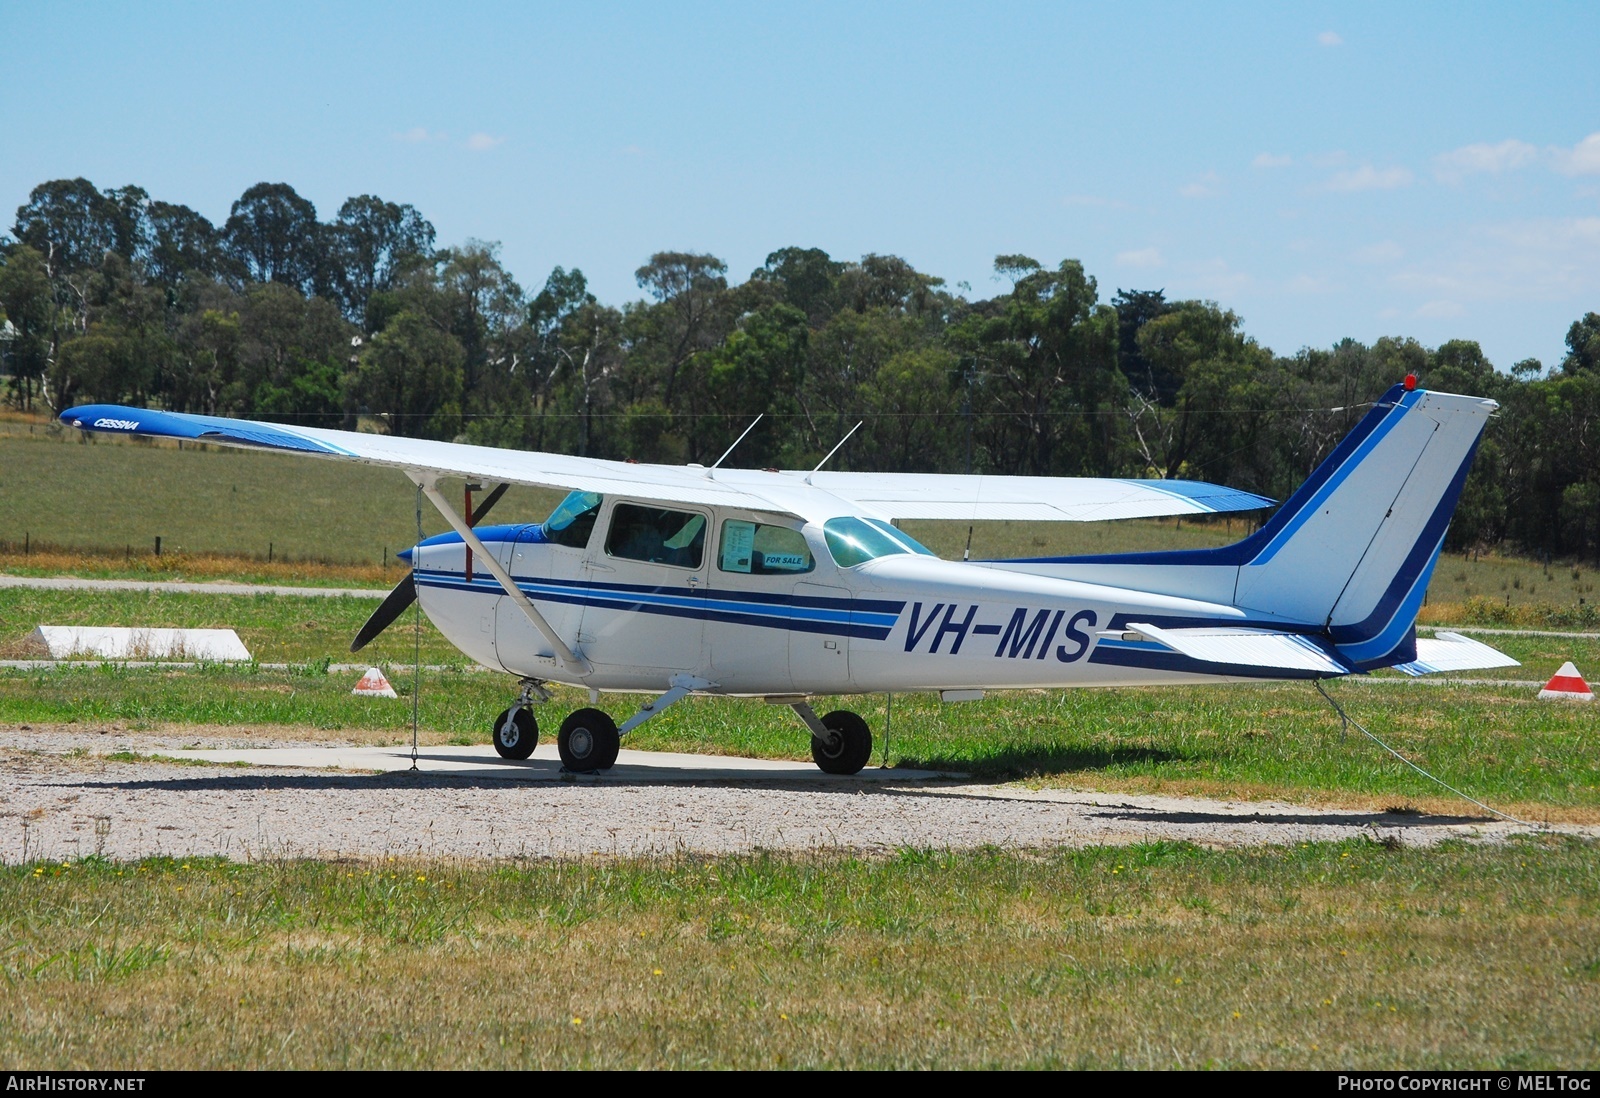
[{"left": 4, "top": 1, "right": 1598, "bottom": 369}]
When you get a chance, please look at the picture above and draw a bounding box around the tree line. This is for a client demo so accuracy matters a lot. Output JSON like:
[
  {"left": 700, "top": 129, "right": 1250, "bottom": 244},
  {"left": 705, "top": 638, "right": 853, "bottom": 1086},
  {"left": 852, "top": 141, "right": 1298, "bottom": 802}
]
[{"left": 1, "top": 177, "right": 1597, "bottom": 561}]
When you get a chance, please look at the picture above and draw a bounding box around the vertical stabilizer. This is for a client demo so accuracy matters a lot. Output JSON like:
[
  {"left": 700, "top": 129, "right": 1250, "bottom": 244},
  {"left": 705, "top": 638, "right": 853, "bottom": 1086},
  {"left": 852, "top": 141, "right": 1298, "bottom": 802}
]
[{"left": 1230, "top": 386, "right": 1496, "bottom": 667}]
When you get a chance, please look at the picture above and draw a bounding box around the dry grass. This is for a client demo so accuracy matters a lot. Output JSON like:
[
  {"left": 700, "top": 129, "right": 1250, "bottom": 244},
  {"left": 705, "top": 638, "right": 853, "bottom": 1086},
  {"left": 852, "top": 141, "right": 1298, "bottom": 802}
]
[{"left": 2, "top": 842, "right": 1596, "bottom": 1069}]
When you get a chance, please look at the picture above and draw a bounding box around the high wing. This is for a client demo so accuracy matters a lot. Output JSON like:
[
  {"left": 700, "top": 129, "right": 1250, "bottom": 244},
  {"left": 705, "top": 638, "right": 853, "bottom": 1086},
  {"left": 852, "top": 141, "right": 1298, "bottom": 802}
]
[
  {"left": 60, "top": 404, "right": 1273, "bottom": 522},
  {"left": 794, "top": 470, "right": 1272, "bottom": 521}
]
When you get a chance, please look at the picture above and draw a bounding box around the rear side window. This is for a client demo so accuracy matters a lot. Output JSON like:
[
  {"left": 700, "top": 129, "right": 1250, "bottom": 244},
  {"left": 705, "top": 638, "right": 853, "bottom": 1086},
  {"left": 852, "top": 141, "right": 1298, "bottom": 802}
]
[
  {"left": 605, "top": 504, "right": 707, "bottom": 568},
  {"left": 718, "top": 520, "right": 815, "bottom": 575}
]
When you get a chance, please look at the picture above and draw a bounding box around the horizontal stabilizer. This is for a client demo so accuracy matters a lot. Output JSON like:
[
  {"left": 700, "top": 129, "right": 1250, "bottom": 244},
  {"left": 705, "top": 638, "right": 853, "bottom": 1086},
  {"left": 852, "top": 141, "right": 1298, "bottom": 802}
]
[
  {"left": 1392, "top": 631, "right": 1519, "bottom": 676},
  {"left": 1124, "top": 622, "right": 1347, "bottom": 675}
]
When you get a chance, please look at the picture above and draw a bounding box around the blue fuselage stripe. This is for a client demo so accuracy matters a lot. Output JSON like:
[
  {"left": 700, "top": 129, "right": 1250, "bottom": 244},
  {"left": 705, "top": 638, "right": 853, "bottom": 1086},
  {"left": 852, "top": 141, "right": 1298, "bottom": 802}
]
[{"left": 414, "top": 570, "right": 904, "bottom": 639}]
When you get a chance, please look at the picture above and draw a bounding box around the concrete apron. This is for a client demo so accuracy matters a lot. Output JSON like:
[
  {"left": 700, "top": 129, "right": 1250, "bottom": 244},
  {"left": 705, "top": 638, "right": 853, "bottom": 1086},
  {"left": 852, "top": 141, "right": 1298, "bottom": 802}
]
[{"left": 161, "top": 743, "right": 960, "bottom": 784}]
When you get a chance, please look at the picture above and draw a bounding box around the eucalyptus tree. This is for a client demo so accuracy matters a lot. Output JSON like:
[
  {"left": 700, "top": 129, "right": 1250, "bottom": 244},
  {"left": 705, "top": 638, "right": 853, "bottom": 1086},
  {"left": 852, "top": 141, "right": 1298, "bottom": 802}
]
[
  {"left": 0, "top": 245, "right": 56, "bottom": 408},
  {"left": 948, "top": 256, "right": 1123, "bottom": 477},
  {"left": 332, "top": 195, "right": 435, "bottom": 330},
  {"left": 222, "top": 182, "right": 323, "bottom": 295},
  {"left": 352, "top": 309, "right": 466, "bottom": 439},
  {"left": 144, "top": 201, "right": 228, "bottom": 292}
]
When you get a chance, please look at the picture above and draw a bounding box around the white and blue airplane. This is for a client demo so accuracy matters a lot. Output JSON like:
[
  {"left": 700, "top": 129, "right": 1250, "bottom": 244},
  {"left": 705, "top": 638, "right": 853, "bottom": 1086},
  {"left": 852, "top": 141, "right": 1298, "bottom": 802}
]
[{"left": 61, "top": 380, "right": 1515, "bottom": 774}]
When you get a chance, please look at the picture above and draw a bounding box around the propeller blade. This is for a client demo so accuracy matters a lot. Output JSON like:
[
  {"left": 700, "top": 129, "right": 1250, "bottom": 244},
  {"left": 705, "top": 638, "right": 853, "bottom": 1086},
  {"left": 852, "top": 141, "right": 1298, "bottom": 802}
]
[
  {"left": 349, "top": 482, "right": 511, "bottom": 652},
  {"left": 350, "top": 574, "right": 417, "bottom": 653},
  {"left": 472, "top": 482, "right": 510, "bottom": 524}
]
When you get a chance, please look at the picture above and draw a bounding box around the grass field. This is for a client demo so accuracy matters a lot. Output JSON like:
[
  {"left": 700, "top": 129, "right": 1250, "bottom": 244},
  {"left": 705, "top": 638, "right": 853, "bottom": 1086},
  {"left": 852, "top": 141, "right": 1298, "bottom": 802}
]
[{"left": 2, "top": 841, "right": 1596, "bottom": 1069}]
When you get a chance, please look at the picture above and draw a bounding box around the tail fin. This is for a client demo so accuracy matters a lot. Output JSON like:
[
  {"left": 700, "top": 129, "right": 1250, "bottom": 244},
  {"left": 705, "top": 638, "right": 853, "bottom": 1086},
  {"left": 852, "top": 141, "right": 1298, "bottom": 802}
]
[
  {"left": 988, "top": 385, "right": 1498, "bottom": 670},
  {"left": 1232, "top": 386, "right": 1495, "bottom": 666}
]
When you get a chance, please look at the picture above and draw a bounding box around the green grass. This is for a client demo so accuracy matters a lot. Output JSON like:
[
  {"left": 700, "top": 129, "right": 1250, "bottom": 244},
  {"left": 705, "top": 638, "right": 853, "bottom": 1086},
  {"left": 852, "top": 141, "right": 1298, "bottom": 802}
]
[{"left": 2, "top": 841, "right": 1596, "bottom": 1068}]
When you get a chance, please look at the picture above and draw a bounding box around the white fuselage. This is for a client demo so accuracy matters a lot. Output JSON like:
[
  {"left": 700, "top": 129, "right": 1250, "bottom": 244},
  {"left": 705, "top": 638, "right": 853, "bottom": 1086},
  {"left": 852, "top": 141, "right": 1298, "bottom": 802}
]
[{"left": 411, "top": 500, "right": 1306, "bottom": 698}]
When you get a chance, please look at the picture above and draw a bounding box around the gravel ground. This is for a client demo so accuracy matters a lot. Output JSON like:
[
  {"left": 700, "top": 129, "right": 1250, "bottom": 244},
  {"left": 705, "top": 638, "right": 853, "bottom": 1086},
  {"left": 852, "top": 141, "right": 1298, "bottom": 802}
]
[{"left": 4, "top": 730, "right": 1592, "bottom": 863}]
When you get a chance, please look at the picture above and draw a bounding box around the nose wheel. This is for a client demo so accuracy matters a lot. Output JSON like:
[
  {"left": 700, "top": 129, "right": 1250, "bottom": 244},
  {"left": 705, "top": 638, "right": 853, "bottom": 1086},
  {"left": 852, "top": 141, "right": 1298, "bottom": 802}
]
[
  {"left": 492, "top": 706, "right": 538, "bottom": 759},
  {"left": 558, "top": 707, "right": 620, "bottom": 772}
]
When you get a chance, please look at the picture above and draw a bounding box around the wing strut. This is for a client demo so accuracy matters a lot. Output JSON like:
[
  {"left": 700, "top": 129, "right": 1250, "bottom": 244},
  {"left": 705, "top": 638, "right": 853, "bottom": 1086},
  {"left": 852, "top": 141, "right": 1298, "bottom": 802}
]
[{"left": 411, "top": 473, "right": 591, "bottom": 675}]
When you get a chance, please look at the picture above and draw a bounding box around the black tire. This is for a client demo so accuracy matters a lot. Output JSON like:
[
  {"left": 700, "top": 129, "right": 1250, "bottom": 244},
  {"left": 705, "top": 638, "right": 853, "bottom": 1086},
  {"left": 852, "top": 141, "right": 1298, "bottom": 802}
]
[
  {"left": 811, "top": 709, "right": 872, "bottom": 775},
  {"left": 558, "top": 707, "right": 620, "bottom": 772},
  {"left": 492, "top": 706, "right": 538, "bottom": 760}
]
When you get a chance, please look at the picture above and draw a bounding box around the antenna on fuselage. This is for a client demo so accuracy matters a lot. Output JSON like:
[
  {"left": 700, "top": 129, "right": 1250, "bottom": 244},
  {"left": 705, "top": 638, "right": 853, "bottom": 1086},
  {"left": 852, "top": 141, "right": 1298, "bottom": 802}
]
[
  {"left": 805, "top": 421, "right": 863, "bottom": 485},
  {"left": 705, "top": 414, "right": 764, "bottom": 479}
]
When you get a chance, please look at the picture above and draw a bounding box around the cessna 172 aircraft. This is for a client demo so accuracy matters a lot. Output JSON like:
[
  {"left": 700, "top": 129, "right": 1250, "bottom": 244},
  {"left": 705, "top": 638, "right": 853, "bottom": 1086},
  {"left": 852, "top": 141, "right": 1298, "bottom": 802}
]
[{"left": 61, "top": 380, "right": 1515, "bottom": 774}]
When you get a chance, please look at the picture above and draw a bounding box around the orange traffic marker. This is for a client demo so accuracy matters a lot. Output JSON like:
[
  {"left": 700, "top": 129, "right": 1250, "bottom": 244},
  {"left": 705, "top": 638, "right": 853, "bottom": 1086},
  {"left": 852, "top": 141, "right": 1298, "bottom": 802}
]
[
  {"left": 1538, "top": 661, "right": 1594, "bottom": 701},
  {"left": 352, "top": 666, "right": 399, "bottom": 698}
]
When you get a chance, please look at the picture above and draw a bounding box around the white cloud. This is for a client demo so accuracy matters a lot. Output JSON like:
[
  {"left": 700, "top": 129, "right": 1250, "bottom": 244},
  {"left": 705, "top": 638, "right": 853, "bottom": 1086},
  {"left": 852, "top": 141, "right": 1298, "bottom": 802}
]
[
  {"left": 1354, "top": 240, "right": 1405, "bottom": 264},
  {"left": 1317, "top": 31, "right": 1343, "bottom": 46},
  {"left": 1305, "top": 150, "right": 1349, "bottom": 169},
  {"left": 1115, "top": 247, "right": 1164, "bottom": 269},
  {"left": 395, "top": 127, "right": 447, "bottom": 143},
  {"left": 1415, "top": 300, "right": 1465, "bottom": 319},
  {"left": 1062, "top": 192, "right": 1132, "bottom": 209},
  {"left": 1324, "top": 164, "right": 1414, "bottom": 192},
  {"left": 1484, "top": 216, "right": 1600, "bottom": 253},
  {"left": 1387, "top": 217, "right": 1600, "bottom": 303},
  {"left": 466, "top": 133, "right": 505, "bottom": 152},
  {"left": 1179, "top": 171, "right": 1222, "bottom": 198},
  {"left": 1288, "top": 274, "right": 1337, "bottom": 294},
  {"left": 1252, "top": 152, "right": 1292, "bottom": 169},
  {"left": 1433, "top": 139, "right": 1539, "bottom": 183},
  {"left": 1551, "top": 132, "right": 1600, "bottom": 176},
  {"left": 1187, "top": 258, "right": 1250, "bottom": 296}
]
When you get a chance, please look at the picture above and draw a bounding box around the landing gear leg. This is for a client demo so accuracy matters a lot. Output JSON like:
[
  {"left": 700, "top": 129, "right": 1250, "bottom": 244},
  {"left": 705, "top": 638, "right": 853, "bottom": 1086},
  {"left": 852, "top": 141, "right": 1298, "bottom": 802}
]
[
  {"left": 790, "top": 701, "right": 872, "bottom": 775},
  {"left": 492, "top": 679, "right": 550, "bottom": 761}
]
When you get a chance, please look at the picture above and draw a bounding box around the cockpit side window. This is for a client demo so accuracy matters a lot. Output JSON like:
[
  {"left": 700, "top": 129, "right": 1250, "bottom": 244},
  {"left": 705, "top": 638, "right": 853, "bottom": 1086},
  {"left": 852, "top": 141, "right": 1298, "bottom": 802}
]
[
  {"left": 606, "top": 503, "right": 707, "bottom": 568},
  {"left": 822, "top": 516, "right": 937, "bottom": 568},
  {"left": 542, "top": 490, "right": 603, "bottom": 549}
]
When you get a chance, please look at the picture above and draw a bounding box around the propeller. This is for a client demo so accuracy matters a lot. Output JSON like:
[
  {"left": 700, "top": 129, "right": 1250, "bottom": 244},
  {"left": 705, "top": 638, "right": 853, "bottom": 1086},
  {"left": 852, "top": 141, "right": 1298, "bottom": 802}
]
[{"left": 350, "top": 482, "right": 511, "bottom": 652}]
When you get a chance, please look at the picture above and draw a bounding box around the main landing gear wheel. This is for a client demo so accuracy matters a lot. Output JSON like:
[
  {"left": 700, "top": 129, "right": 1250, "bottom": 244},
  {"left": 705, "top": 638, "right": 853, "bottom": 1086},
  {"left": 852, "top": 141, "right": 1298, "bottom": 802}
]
[
  {"left": 492, "top": 706, "right": 538, "bottom": 760},
  {"left": 558, "top": 707, "right": 620, "bottom": 772},
  {"left": 811, "top": 709, "right": 872, "bottom": 775}
]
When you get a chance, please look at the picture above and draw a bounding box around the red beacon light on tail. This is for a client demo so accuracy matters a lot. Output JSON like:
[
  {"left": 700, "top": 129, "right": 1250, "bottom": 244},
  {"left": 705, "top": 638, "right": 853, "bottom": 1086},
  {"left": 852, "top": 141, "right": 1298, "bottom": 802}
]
[{"left": 1404, "top": 374, "right": 1418, "bottom": 391}]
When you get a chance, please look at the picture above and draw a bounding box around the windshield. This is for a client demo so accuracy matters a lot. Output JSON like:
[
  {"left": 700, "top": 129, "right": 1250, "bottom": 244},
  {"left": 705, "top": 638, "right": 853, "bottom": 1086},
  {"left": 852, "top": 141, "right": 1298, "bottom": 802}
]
[
  {"left": 541, "top": 490, "right": 603, "bottom": 548},
  {"left": 823, "top": 517, "right": 937, "bottom": 568}
]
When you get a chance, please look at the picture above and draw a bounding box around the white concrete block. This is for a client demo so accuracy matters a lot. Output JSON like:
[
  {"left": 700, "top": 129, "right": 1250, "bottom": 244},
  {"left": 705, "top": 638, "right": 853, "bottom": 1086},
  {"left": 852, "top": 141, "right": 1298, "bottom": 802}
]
[{"left": 31, "top": 626, "right": 252, "bottom": 661}]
